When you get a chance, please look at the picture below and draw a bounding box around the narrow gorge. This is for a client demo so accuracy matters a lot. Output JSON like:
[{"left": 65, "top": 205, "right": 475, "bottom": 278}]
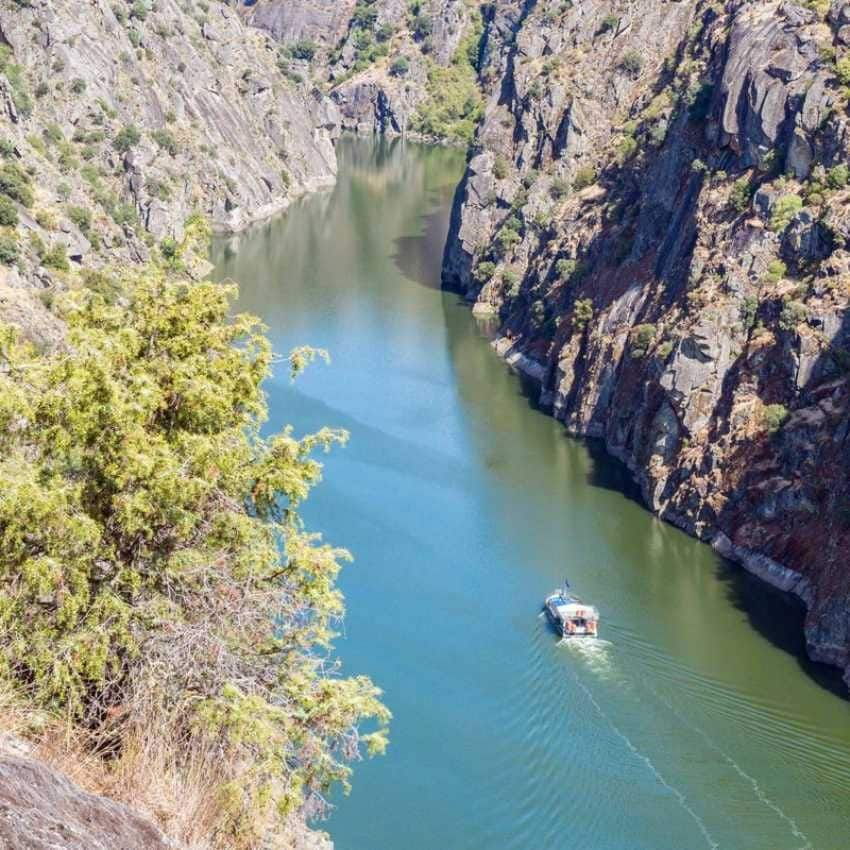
[{"left": 0, "top": 0, "right": 847, "bottom": 848}]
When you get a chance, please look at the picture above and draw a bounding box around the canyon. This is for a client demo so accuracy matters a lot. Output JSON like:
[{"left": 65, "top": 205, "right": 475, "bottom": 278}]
[{"left": 0, "top": 0, "right": 848, "bottom": 847}]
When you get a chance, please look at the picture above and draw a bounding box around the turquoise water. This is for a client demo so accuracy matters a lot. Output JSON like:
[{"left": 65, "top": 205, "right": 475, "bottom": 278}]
[{"left": 212, "top": 137, "right": 850, "bottom": 850}]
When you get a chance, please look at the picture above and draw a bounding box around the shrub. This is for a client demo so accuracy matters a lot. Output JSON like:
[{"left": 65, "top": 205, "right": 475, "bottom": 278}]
[
  {"left": 555, "top": 258, "right": 577, "bottom": 279},
  {"left": 0, "top": 195, "right": 18, "bottom": 227},
  {"left": 497, "top": 226, "right": 521, "bottom": 252},
  {"left": 70, "top": 77, "right": 87, "bottom": 95},
  {"left": 836, "top": 57, "right": 850, "bottom": 85},
  {"left": 763, "top": 403, "right": 789, "bottom": 435},
  {"left": 114, "top": 124, "right": 142, "bottom": 153},
  {"left": 769, "top": 194, "right": 803, "bottom": 232},
  {"left": 0, "top": 162, "right": 33, "bottom": 207},
  {"left": 42, "top": 242, "right": 70, "bottom": 271},
  {"left": 740, "top": 295, "right": 758, "bottom": 331},
  {"left": 573, "top": 165, "right": 598, "bottom": 190},
  {"left": 619, "top": 50, "right": 642, "bottom": 76},
  {"left": 779, "top": 298, "right": 808, "bottom": 331},
  {"left": 550, "top": 177, "right": 570, "bottom": 199},
  {"left": 729, "top": 175, "right": 753, "bottom": 213},
  {"left": 66, "top": 204, "right": 92, "bottom": 234},
  {"left": 476, "top": 260, "right": 496, "bottom": 281},
  {"left": 287, "top": 39, "right": 318, "bottom": 62},
  {"left": 390, "top": 55, "right": 410, "bottom": 77},
  {"left": 409, "top": 54, "right": 483, "bottom": 144},
  {"left": 0, "top": 234, "right": 18, "bottom": 265},
  {"left": 600, "top": 14, "right": 620, "bottom": 33},
  {"left": 826, "top": 164, "right": 849, "bottom": 189},
  {"left": 764, "top": 259, "right": 787, "bottom": 283},
  {"left": 629, "top": 323, "right": 656, "bottom": 358},
  {"left": 616, "top": 134, "right": 638, "bottom": 164},
  {"left": 0, "top": 275, "right": 389, "bottom": 840},
  {"left": 493, "top": 156, "right": 509, "bottom": 180},
  {"left": 152, "top": 128, "right": 178, "bottom": 157},
  {"left": 572, "top": 298, "right": 594, "bottom": 330}
]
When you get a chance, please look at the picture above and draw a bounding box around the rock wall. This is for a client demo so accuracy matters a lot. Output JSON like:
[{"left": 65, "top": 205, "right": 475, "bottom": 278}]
[
  {"left": 0, "top": 0, "right": 341, "bottom": 346},
  {"left": 443, "top": 0, "right": 850, "bottom": 686},
  {"left": 247, "top": 0, "right": 479, "bottom": 140}
]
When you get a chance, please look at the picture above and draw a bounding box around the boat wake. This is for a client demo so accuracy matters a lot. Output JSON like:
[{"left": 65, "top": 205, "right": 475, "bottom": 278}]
[
  {"left": 637, "top": 679, "right": 814, "bottom": 850},
  {"left": 558, "top": 637, "right": 615, "bottom": 678}
]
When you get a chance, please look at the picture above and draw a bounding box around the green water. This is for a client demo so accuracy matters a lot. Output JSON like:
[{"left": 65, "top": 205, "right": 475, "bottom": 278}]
[{"left": 212, "top": 137, "right": 850, "bottom": 850}]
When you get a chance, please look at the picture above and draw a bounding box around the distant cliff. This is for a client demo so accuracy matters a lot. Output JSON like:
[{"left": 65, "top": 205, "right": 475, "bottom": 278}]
[
  {"left": 442, "top": 0, "right": 850, "bottom": 687},
  {"left": 0, "top": 0, "right": 340, "bottom": 345}
]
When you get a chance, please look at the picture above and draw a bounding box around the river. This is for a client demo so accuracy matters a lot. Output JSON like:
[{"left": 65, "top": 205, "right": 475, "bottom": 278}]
[{"left": 211, "top": 137, "right": 850, "bottom": 850}]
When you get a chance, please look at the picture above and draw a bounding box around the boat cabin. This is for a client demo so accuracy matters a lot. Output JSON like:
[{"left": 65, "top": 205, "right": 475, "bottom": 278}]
[{"left": 544, "top": 591, "right": 599, "bottom": 638}]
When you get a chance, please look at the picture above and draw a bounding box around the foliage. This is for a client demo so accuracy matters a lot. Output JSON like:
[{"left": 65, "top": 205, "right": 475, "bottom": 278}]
[
  {"left": 475, "top": 260, "right": 496, "bottom": 282},
  {"left": 0, "top": 195, "right": 18, "bottom": 227},
  {"left": 0, "top": 162, "right": 33, "bottom": 208},
  {"left": 763, "top": 403, "right": 789, "bottom": 435},
  {"left": 0, "top": 234, "right": 18, "bottom": 265},
  {"left": 764, "top": 259, "right": 787, "bottom": 283},
  {"left": 729, "top": 175, "right": 753, "bottom": 213},
  {"left": 619, "top": 50, "right": 642, "bottom": 76},
  {"left": 573, "top": 165, "right": 598, "bottom": 190},
  {"left": 0, "top": 273, "right": 388, "bottom": 841},
  {"left": 114, "top": 124, "right": 142, "bottom": 153},
  {"left": 390, "top": 56, "right": 410, "bottom": 77},
  {"left": 740, "top": 295, "right": 758, "bottom": 331},
  {"left": 152, "top": 128, "right": 178, "bottom": 157},
  {"left": 286, "top": 40, "right": 318, "bottom": 62},
  {"left": 769, "top": 194, "right": 803, "bottom": 232},
  {"left": 409, "top": 12, "right": 484, "bottom": 144},
  {"left": 572, "top": 298, "right": 594, "bottom": 330},
  {"left": 826, "top": 164, "right": 848, "bottom": 189},
  {"left": 42, "top": 243, "right": 69, "bottom": 271},
  {"left": 67, "top": 205, "right": 92, "bottom": 234},
  {"left": 555, "top": 258, "right": 577, "bottom": 279},
  {"left": 779, "top": 298, "right": 808, "bottom": 331},
  {"left": 629, "top": 323, "right": 656, "bottom": 358}
]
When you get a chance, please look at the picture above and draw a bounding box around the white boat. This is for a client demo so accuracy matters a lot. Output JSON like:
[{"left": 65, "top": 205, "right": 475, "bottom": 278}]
[{"left": 544, "top": 585, "right": 599, "bottom": 638}]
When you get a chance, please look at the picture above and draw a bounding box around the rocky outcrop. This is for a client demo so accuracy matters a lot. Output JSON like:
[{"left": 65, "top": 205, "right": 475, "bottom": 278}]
[
  {"left": 443, "top": 0, "right": 850, "bottom": 686},
  {"left": 0, "top": 745, "right": 173, "bottom": 850}
]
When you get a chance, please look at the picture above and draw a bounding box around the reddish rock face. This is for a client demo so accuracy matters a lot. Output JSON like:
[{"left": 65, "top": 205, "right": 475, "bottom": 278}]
[
  {"left": 442, "top": 0, "right": 850, "bottom": 686},
  {"left": 0, "top": 755, "right": 173, "bottom": 850}
]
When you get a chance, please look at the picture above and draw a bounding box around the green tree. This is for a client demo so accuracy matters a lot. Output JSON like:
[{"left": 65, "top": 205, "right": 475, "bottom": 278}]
[{"left": 0, "top": 272, "right": 388, "bottom": 842}]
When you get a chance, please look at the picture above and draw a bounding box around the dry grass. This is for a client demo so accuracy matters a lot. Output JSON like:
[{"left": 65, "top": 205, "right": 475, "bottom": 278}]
[{"left": 0, "top": 685, "right": 281, "bottom": 850}]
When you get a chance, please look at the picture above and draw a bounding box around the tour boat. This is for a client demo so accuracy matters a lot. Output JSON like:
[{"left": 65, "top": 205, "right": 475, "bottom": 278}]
[{"left": 544, "top": 584, "right": 599, "bottom": 638}]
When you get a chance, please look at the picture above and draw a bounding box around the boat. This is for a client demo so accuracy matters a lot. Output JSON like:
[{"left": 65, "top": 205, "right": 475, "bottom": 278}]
[{"left": 544, "top": 583, "right": 599, "bottom": 638}]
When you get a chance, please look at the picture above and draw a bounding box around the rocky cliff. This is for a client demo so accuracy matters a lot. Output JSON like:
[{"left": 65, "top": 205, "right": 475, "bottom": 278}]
[
  {"left": 247, "top": 0, "right": 483, "bottom": 143},
  {"left": 0, "top": 0, "right": 340, "bottom": 345},
  {"left": 443, "top": 0, "right": 850, "bottom": 686}
]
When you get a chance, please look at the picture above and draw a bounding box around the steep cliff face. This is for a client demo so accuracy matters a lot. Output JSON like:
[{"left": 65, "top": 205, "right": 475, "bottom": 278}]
[
  {"left": 247, "top": 0, "right": 483, "bottom": 142},
  {"left": 0, "top": 0, "right": 340, "bottom": 347},
  {"left": 443, "top": 0, "right": 850, "bottom": 685}
]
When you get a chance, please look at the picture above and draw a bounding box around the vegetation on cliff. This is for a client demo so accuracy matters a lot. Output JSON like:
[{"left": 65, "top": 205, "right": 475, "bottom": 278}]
[{"left": 0, "top": 252, "right": 388, "bottom": 845}]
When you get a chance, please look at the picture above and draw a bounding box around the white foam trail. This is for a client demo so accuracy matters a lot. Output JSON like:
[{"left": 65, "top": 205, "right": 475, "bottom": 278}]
[
  {"left": 644, "top": 684, "right": 813, "bottom": 850},
  {"left": 570, "top": 669, "right": 720, "bottom": 850},
  {"left": 560, "top": 638, "right": 615, "bottom": 679}
]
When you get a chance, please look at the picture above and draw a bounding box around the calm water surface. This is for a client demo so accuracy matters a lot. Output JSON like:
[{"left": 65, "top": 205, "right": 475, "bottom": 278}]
[{"left": 212, "top": 138, "right": 850, "bottom": 850}]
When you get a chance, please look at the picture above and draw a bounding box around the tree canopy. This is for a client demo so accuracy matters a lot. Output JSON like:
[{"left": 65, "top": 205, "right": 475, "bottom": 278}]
[{"left": 0, "top": 270, "right": 388, "bottom": 843}]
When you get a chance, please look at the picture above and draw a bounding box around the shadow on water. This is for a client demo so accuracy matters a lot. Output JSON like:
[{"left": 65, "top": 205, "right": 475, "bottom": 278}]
[{"left": 715, "top": 558, "right": 850, "bottom": 699}]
